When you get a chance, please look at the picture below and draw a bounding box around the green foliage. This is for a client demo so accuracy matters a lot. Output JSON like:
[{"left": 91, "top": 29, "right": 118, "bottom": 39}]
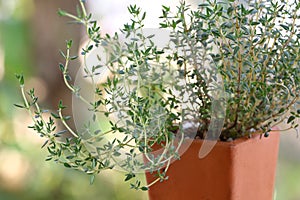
[
  {"left": 160, "top": 0, "right": 300, "bottom": 139},
  {"left": 15, "top": 0, "right": 300, "bottom": 191}
]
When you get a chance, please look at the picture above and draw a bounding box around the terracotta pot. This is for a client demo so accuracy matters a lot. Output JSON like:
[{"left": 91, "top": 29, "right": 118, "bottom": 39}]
[{"left": 145, "top": 132, "right": 280, "bottom": 200}]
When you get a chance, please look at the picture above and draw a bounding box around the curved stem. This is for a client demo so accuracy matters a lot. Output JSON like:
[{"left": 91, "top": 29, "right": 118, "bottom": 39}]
[{"left": 58, "top": 108, "right": 78, "bottom": 138}]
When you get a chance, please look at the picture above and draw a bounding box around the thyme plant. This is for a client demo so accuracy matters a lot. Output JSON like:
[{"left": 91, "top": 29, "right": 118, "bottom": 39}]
[
  {"left": 15, "top": 0, "right": 300, "bottom": 190},
  {"left": 160, "top": 0, "right": 300, "bottom": 140}
]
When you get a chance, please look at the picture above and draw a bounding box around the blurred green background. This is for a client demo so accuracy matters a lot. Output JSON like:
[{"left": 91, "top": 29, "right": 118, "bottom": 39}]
[{"left": 0, "top": 0, "right": 299, "bottom": 200}]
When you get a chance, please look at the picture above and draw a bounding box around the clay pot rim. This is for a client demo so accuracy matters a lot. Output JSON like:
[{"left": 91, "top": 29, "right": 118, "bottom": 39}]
[{"left": 183, "top": 130, "right": 277, "bottom": 148}]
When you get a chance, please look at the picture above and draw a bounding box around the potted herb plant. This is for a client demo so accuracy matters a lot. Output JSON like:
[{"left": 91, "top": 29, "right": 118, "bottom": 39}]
[{"left": 15, "top": 0, "right": 299, "bottom": 199}]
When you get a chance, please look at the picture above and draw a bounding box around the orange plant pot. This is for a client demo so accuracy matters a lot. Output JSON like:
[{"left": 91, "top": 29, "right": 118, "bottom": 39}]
[{"left": 146, "top": 132, "right": 280, "bottom": 200}]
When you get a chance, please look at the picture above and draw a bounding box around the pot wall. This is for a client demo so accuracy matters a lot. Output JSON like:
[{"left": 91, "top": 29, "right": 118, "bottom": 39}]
[{"left": 146, "top": 132, "right": 280, "bottom": 200}]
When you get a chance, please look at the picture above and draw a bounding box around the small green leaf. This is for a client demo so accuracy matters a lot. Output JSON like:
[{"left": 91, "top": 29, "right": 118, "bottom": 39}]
[
  {"left": 250, "top": 21, "right": 260, "bottom": 26},
  {"left": 140, "top": 186, "right": 149, "bottom": 191},
  {"left": 58, "top": 100, "right": 66, "bottom": 109},
  {"left": 76, "top": 5, "right": 82, "bottom": 18},
  {"left": 14, "top": 104, "right": 25, "bottom": 109},
  {"left": 264, "top": 132, "right": 269, "bottom": 137},
  {"left": 141, "top": 12, "right": 146, "bottom": 20},
  {"left": 41, "top": 140, "right": 49, "bottom": 148},
  {"left": 88, "top": 45, "right": 93, "bottom": 51},
  {"left": 57, "top": 9, "right": 67, "bottom": 16},
  {"left": 147, "top": 34, "right": 155, "bottom": 39},
  {"left": 59, "top": 50, "right": 66, "bottom": 58},
  {"left": 278, "top": 108, "right": 285, "bottom": 114},
  {"left": 233, "top": 46, "right": 240, "bottom": 55},
  {"left": 67, "top": 40, "right": 73, "bottom": 48},
  {"left": 45, "top": 157, "right": 52, "bottom": 161},
  {"left": 64, "top": 163, "right": 71, "bottom": 168},
  {"left": 287, "top": 116, "right": 295, "bottom": 124},
  {"left": 113, "top": 151, "right": 121, "bottom": 157},
  {"left": 65, "top": 74, "right": 72, "bottom": 81},
  {"left": 59, "top": 63, "right": 65, "bottom": 72},
  {"left": 162, "top": 5, "right": 170, "bottom": 12},
  {"left": 198, "top": 3, "right": 209, "bottom": 7},
  {"left": 211, "top": 29, "right": 220, "bottom": 37},
  {"left": 90, "top": 175, "right": 95, "bottom": 184},
  {"left": 16, "top": 74, "right": 24, "bottom": 85},
  {"left": 159, "top": 23, "right": 168, "bottom": 28},
  {"left": 70, "top": 56, "right": 78, "bottom": 60},
  {"left": 51, "top": 112, "right": 60, "bottom": 119},
  {"left": 125, "top": 173, "right": 135, "bottom": 181},
  {"left": 225, "top": 33, "right": 235, "bottom": 41},
  {"left": 280, "top": 24, "right": 289, "bottom": 31},
  {"left": 63, "top": 116, "right": 71, "bottom": 121},
  {"left": 55, "top": 130, "right": 67, "bottom": 136}
]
